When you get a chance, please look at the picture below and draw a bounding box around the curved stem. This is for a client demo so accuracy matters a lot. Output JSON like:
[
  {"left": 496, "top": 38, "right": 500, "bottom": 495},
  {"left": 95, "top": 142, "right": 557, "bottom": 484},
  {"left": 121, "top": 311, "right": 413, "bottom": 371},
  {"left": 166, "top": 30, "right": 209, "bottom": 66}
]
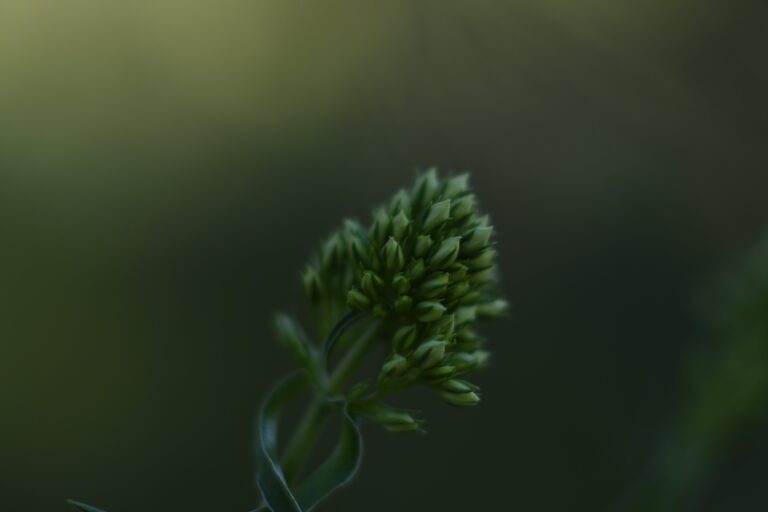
[{"left": 280, "top": 316, "right": 379, "bottom": 485}]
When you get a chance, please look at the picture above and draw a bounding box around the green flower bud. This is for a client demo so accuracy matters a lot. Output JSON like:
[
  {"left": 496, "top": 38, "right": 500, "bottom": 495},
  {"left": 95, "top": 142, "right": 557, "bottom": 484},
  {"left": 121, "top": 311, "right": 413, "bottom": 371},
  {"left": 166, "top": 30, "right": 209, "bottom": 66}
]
[
  {"left": 450, "top": 350, "right": 490, "bottom": 372},
  {"left": 380, "top": 353, "right": 409, "bottom": 380},
  {"left": 321, "top": 233, "right": 343, "bottom": 270},
  {"left": 301, "top": 266, "right": 322, "bottom": 302},
  {"left": 361, "top": 271, "right": 384, "bottom": 298},
  {"left": 391, "top": 211, "right": 411, "bottom": 241},
  {"left": 382, "top": 237, "right": 405, "bottom": 272},
  {"left": 451, "top": 194, "right": 476, "bottom": 220},
  {"left": 449, "top": 263, "right": 469, "bottom": 282},
  {"left": 476, "top": 299, "right": 508, "bottom": 318},
  {"left": 442, "top": 173, "right": 470, "bottom": 199},
  {"left": 408, "top": 259, "right": 426, "bottom": 281},
  {"left": 455, "top": 328, "right": 483, "bottom": 351},
  {"left": 412, "top": 168, "right": 440, "bottom": 207},
  {"left": 429, "top": 236, "right": 461, "bottom": 268},
  {"left": 439, "top": 379, "right": 481, "bottom": 407},
  {"left": 393, "top": 324, "right": 419, "bottom": 351},
  {"left": 274, "top": 313, "right": 310, "bottom": 364},
  {"left": 388, "top": 189, "right": 411, "bottom": 215},
  {"left": 370, "top": 208, "right": 391, "bottom": 244},
  {"left": 416, "top": 301, "right": 447, "bottom": 322},
  {"left": 373, "top": 304, "right": 389, "bottom": 318},
  {"left": 411, "top": 340, "right": 447, "bottom": 369},
  {"left": 414, "top": 235, "right": 433, "bottom": 258},
  {"left": 470, "top": 267, "right": 497, "bottom": 285},
  {"left": 392, "top": 273, "right": 410, "bottom": 294},
  {"left": 461, "top": 226, "right": 493, "bottom": 255},
  {"left": 347, "top": 288, "right": 370, "bottom": 310},
  {"left": 394, "top": 295, "right": 413, "bottom": 313},
  {"left": 430, "top": 314, "right": 455, "bottom": 339},
  {"left": 448, "top": 281, "right": 471, "bottom": 300},
  {"left": 418, "top": 272, "right": 450, "bottom": 297},
  {"left": 347, "top": 381, "right": 371, "bottom": 401},
  {"left": 467, "top": 248, "right": 496, "bottom": 270},
  {"left": 358, "top": 404, "right": 421, "bottom": 433},
  {"left": 455, "top": 306, "right": 477, "bottom": 326},
  {"left": 349, "top": 235, "right": 369, "bottom": 266},
  {"left": 422, "top": 199, "right": 451, "bottom": 233},
  {"left": 424, "top": 364, "right": 456, "bottom": 383}
]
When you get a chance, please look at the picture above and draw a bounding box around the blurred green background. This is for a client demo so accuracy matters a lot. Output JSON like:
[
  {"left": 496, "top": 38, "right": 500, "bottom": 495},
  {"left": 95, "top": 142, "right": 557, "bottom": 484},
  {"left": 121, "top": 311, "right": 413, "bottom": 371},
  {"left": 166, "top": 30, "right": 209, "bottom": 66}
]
[{"left": 2, "top": 1, "right": 767, "bottom": 510}]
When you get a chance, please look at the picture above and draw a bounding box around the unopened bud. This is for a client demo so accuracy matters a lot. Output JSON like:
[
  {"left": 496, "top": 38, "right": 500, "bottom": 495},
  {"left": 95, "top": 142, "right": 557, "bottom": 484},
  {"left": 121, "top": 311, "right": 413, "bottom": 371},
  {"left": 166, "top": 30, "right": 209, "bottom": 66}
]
[
  {"left": 451, "top": 194, "right": 475, "bottom": 219},
  {"left": 347, "top": 288, "right": 370, "bottom": 310},
  {"left": 370, "top": 209, "right": 391, "bottom": 244},
  {"left": 412, "top": 168, "right": 440, "bottom": 207},
  {"left": 392, "top": 274, "right": 410, "bottom": 294},
  {"left": 394, "top": 295, "right": 413, "bottom": 312},
  {"left": 416, "top": 301, "right": 447, "bottom": 322},
  {"left": 430, "top": 236, "right": 461, "bottom": 268},
  {"left": 394, "top": 325, "right": 419, "bottom": 351},
  {"left": 461, "top": 226, "right": 493, "bottom": 255},
  {"left": 380, "top": 353, "right": 409, "bottom": 380},
  {"left": 476, "top": 299, "right": 508, "bottom": 318},
  {"left": 301, "top": 267, "right": 322, "bottom": 302},
  {"left": 468, "top": 248, "right": 496, "bottom": 270},
  {"left": 391, "top": 211, "right": 411, "bottom": 241},
  {"left": 442, "top": 173, "right": 470, "bottom": 198},
  {"left": 418, "top": 272, "right": 450, "bottom": 298},
  {"left": 408, "top": 259, "right": 426, "bottom": 281},
  {"left": 411, "top": 340, "right": 446, "bottom": 369},
  {"left": 455, "top": 306, "right": 477, "bottom": 326},
  {"left": 439, "top": 379, "right": 481, "bottom": 407},
  {"left": 382, "top": 237, "right": 405, "bottom": 272},
  {"left": 424, "top": 364, "right": 455, "bottom": 383},
  {"left": 450, "top": 350, "right": 490, "bottom": 372},
  {"left": 423, "top": 199, "right": 451, "bottom": 233},
  {"left": 361, "top": 271, "right": 383, "bottom": 298},
  {"left": 414, "top": 235, "right": 433, "bottom": 258}
]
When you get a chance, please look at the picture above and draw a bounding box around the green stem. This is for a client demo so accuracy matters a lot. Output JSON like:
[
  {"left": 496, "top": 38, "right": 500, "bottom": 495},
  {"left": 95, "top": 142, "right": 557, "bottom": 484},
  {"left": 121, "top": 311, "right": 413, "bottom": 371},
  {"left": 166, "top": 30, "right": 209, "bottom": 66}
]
[{"left": 280, "top": 319, "right": 379, "bottom": 485}]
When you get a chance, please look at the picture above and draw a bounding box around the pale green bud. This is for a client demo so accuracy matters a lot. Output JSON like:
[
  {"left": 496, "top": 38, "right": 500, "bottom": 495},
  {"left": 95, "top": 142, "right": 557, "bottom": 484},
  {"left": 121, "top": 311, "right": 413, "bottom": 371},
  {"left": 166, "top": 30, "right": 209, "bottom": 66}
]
[
  {"left": 301, "top": 266, "right": 322, "bottom": 302},
  {"left": 414, "top": 235, "right": 433, "bottom": 258},
  {"left": 416, "top": 301, "right": 447, "bottom": 322},
  {"left": 382, "top": 237, "right": 405, "bottom": 272},
  {"left": 411, "top": 340, "right": 447, "bottom": 369},
  {"left": 412, "top": 168, "right": 440, "bottom": 207},
  {"left": 392, "top": 273, "right": 410, "bottom": 294},
  {"left": 449, "top": 263, "right": 469, "bottom": 282},
  {"left": 274, "top": 314, "right": 310, "bottom": 364},
  {"left": 370, "top": 209, "right": 391, "bottom": 244},
  {"left": 431, "top": 314, "right": 455, "bottom": 339},
  {"left": 321, "top": 233, "right": 343, "bottom": 270},
  {"left": 429, "top": 236, "right": 461, "bottom": 268},
  {"left": 476, "top": 299, "right": 509, "bottom": 318},
  {"left": 450, "top": 350, "right": 490, "bottom": 372},
  {"left": 347, "top": 288, "right": 370, "bottom": 310},
  {"left": 442, "top": 173, "right": 470, "bottom": 199},
  {"left": 424, "top": 364, "right": 455, "bottom": 383},
  {"left": 391, "top": 211, "right": 411, "bottom": 241},
  {"left": 361, "top": 271, "right": 383, "bottom": 298},
  {"left": 451, "top": 194, "right": 476, "bottom": 219},
  {"left": 347, "top": 381, "right": 371, "bottom": 402},
  {"left": 358, "top": 404, "right": 421, "bottom": 433},
  {"left": 455, "top": 306, "right": 477, "bottom": 326},
  {"left": 461, "top": 226, "right": 493, "bottom": 255},
  {"left": 439, "top": 379, "right": 480, "bottom": 407},
  {"left": 468, "top": 248, "right": 496, "bottom": 270},
  {"left": 408, "top": 259, "right": 426, "bottom": 281},
  {"left": 470, "top": 267, "right": 497, "bottom": 285},
  {"left": 349, "top": 235, "right": 369, "bottom": 266},
  {"left": 455, "top": 328, "right": 483, "bottom": 351},
  {"left": 393, "top": 324, "right": 419, "bottom": 351},
  {"left": 388, "top": 189, "right": 411, "bottom": 215},
  {"left": 373, "top": 304, "right": 388, "bottom": 318},
  {"left": 448, "top": 281, "right": 471, "bottom": 300},
  {"left": 423, "top": 199, "right": 451, "bottom": 233},
  {"left": 380, "top": 353, "right": 409, "bottom": 380},
  {"left": 418, "top": 272, "right": 450, "bottom": 297},
  {"left": 394, "top": 295, "right": 413, "bottom": 313}
]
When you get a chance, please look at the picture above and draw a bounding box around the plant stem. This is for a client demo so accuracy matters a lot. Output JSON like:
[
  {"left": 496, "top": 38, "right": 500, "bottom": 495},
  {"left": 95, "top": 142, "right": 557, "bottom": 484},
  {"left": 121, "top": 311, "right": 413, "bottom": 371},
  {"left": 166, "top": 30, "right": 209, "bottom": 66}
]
[{"left": 280, "top": 320, "right": 380, "bottom": 484}]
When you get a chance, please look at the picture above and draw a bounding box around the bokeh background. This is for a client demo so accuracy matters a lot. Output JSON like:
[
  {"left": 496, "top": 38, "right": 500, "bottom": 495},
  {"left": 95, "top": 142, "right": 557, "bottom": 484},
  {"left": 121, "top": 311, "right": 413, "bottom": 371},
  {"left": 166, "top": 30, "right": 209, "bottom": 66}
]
[{"left": 2, "top": 1, "right": 767, "bottom": 511}]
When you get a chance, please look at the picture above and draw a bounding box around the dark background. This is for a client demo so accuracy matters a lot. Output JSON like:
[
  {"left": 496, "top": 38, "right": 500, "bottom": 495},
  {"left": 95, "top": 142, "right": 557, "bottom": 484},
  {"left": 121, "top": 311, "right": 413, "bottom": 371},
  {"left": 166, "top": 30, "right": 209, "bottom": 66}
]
[{"left": 2, "top": 1, "right": 767, "bottom": 511}]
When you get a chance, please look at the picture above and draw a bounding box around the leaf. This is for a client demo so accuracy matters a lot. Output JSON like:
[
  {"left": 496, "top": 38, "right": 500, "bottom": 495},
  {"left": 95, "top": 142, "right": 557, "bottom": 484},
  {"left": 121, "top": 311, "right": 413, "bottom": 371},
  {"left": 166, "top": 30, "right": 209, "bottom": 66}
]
[
  {"left": 66, "top": 500, "right": 107, "bottom": 512},
  {"left": 255, "top": 373, "right": 363, "bottom": 512}
]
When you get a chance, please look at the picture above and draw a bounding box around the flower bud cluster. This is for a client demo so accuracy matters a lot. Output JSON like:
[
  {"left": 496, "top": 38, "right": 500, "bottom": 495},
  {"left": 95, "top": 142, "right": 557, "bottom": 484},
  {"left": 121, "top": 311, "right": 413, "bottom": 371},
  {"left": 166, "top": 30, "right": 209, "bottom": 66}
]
[{"left": 292, "top": 169, "right": 506, "bottom": 421}]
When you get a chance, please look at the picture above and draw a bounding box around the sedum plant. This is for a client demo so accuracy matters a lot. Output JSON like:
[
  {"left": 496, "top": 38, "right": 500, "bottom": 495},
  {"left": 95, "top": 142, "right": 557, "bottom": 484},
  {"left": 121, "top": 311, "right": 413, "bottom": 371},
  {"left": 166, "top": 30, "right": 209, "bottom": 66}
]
[{"left": 68, "top": 169, "right": 506, "bottom": 512}]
